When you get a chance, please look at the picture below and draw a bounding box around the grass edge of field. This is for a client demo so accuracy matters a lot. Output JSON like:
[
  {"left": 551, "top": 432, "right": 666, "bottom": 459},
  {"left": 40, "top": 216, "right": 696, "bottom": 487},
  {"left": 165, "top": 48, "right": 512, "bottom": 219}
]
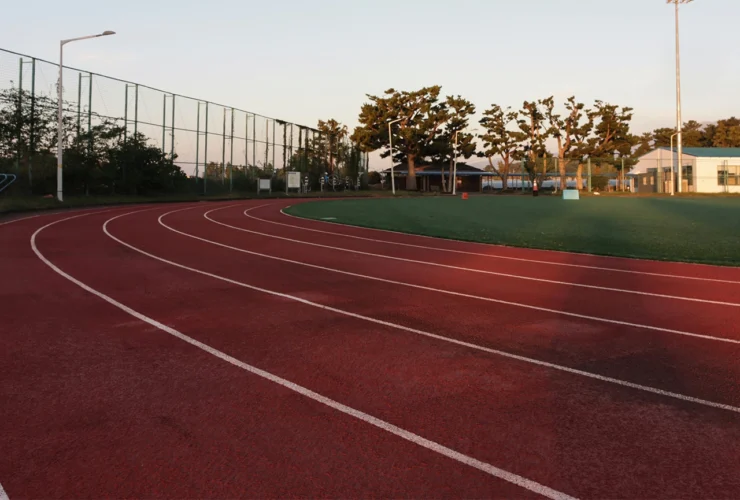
[{"left": 284, "top": 199, "right": 740, "bottom": 268}]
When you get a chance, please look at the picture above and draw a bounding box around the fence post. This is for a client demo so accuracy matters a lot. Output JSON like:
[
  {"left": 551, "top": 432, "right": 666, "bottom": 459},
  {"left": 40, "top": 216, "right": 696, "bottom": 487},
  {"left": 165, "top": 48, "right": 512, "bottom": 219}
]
[
  {"left": 77, "top": 73, "right": 83, "bottom": 136},
  {"left": 204, "top": 102, "right": 208, "bottom": 195},
  {"left": 229, "top": 107, "right": 234, "bottom": 193},
  {"left": 265, "top": 118, "right": 269, "bottom": 169},
  {"left": 245, "top": 112, "right": 249, "bottom": 171},
  {"left": 16, "top": 58, "right": 22, "bottom": 174},
  {"left": 252, "top": 114, "right": 256, "bottom": 167},
  {"left": 587, "top": 158, "right": 592, "bottom": 193},
  {"left": 272, "top": 119, "right": 276, "bottom": 170},
  {"left": 195, "top": 101, "right": 200, "bottom": 182},
  {"left": 162, "top": 94, "right": 167, "bottom": 152},
  {"left": 170, "top": 94, "right": 175, "bottom": 160},
  {"left": 123, "top": 84, "right": 128, "bottom": 143},
  {"left": 87, "top": 73, "right": 92, "bottom": 155},
  {"left": 221, "top": 107, "right": 226, "bottom": 183},
  {"left": 133, "top": 83, "right": 138, "bottom": 137},
  {"left": 29, "top": 58, "right": 36, "bottom": 188}
]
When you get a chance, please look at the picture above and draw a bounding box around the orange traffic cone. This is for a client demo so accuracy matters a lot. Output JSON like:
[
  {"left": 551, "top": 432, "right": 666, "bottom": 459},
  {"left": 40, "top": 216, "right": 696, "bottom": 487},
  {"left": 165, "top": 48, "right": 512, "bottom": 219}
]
[{"left": 462, "top": 192, "right": 469, "bottom": 200}]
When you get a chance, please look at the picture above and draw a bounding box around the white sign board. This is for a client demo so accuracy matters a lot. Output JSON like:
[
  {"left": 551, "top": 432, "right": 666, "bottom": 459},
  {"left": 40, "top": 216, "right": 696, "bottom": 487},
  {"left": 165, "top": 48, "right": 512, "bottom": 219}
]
[
  {"left": 258, "top": 178, "right": 271, "bottom": 192},
  {"left": 287, "top": 171, "right": 301, "bottom": 189}
]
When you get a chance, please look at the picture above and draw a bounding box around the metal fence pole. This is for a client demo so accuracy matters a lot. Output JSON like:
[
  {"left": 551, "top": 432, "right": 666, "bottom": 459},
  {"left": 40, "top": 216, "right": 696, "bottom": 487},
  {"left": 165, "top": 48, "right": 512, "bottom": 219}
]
[
  {"left": 170, "top": 94, "right": 175, "bottom": 160},
  {"left": 221, "top": 107, "right": 226, "bottom": 183},
  {"left": 16, "top": 58, "right": 22, "bottom": 174},
  {"left": 123, "top": 84, "right": 128, "bottom": 143},
  {"left": 204, "top": 102, "right": 209, "bottom": 194},
  {"left": 195, "top": 101, "right": 200, "bottom": 182},
  {"left": 252, "top": 114, "right": 256, "bottom": 167},
  {"left": 162, "top": 94, "right": 167, "bottom": 152},
  {"left": 245, "top": 112, "right": 249, "bottom": 171},
  {"left": 229, "top": 107, "right": 234, "bottom": 193},
  {"left": 29, "top": 58, "right": 36, "bottom": 188},
  {"left": 265, "top": 118, "right": 269, "bottom": 169},
  {"left": 272, "top": 119, "right": 276, "bottom": 170},
  {"left": 77, "top": 73, "right": 82, "bottom": 136},
  {"left": 133, "top": 83, "right": 138, "bottom": 137}
]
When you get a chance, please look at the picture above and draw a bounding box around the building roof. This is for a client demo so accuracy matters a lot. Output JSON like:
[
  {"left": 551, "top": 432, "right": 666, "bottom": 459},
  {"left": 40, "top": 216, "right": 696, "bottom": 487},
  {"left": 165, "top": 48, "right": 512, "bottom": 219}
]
[
  {"left": 657, "top": 147, "right": 740, "bottom": 158},
  {"left": 382, "top": 162, "right": 487, "bottom": 176}
]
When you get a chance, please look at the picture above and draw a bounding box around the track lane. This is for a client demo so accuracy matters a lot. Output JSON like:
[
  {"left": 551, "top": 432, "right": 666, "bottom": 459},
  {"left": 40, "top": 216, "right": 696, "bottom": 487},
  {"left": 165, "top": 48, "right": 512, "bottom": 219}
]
[
  {"left": 175, "top": 204, "right": 740, "bottom": 407},
  {"left": 26, "top": 206, "right": 558, "bottom": 499},
  {"left": 224, "top": 205, "right": 740, "bottom": 339},
  {"left": 91, "top": 206, "right": 740, "bottom": 498},
  {"left": 247, "top": 203, "right": 740, "bottom": 305},
  {"left": 275, "top": 200, "right": 740, "bottom": 283},
  {"left": 1, "top": 206, "right": 539, "bottom": 500}
]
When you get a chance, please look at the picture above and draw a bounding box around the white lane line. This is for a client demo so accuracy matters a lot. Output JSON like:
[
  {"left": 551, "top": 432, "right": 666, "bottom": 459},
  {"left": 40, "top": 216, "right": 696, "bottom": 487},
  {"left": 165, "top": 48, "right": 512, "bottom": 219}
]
[
  {"left": 241, "top": 209, "right": 740, "bottom": 307},
  {"left": 29, "top": 214, "right": 577, "bottom": 500},
  {"left": 204, "top": 207, "right": 740, "bottom": 344},
  {"left": 230, "top": 205, "right": 740, "bottom": 311},
  {"left": 277, "top": 207, "right": 740, "bottom": 285},
  {"left": 156, "top": 206, "right": 740, "bottom": 413},
  {"left": 0, "top": 480, "right": 8, "bottom": 500}
]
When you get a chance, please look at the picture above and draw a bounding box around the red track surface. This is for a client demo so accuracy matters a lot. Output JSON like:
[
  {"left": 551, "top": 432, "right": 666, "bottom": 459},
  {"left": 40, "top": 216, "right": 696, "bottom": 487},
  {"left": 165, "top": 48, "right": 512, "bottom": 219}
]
[{"left": 2, "top": 200, "right": 740, "bottom": 499}]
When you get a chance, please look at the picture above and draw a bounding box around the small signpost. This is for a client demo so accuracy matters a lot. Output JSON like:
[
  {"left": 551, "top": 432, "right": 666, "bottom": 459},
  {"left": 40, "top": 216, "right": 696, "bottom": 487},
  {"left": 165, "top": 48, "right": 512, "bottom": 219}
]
[
  {"left": 286, "top": 171, "right": 301, "bottom": 194},
  {"left": 258, "top": 178, "right": 272, "bottom": 194}
]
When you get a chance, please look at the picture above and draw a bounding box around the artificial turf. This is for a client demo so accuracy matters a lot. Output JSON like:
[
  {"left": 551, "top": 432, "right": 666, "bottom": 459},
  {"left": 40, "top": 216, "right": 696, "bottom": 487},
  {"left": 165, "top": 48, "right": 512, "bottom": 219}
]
[{"left": 285, "top": 195, "right": 740, "bottom": 266}]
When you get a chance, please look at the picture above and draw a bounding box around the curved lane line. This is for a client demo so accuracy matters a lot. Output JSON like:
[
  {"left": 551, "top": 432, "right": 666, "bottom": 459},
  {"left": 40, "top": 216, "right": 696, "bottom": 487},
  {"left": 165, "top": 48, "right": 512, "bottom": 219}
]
[
  {"left": 155, "top": 205, "right": 740, "bottom": 413},
  {"left": 201, "top": 205, "right": 739, "bottom": 344},
  {"left": 240, "top": 208, "right": 740, "bottom": 306},
  {"left": 278, "top": 206, "right": 740, "bottom": 284},
  {"left": 28, "top": 209, "right": 579, "bottom": 500}
]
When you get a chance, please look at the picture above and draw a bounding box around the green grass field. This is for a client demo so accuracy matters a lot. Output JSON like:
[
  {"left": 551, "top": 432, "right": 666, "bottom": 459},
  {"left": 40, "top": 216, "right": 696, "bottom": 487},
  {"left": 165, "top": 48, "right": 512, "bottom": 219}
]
[{"left": 286, "top": 195, "right": 740, "bottom": 266}]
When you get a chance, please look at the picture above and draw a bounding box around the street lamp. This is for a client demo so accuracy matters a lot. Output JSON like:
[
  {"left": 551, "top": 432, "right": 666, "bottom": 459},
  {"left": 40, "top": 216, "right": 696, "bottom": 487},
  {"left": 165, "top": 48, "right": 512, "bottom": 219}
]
[
  {"left": 387, "top": 117, "right": 404, "bottom": 195},
  {"left": 670, "top": 131, "right": 679, "bottom": 196},
  {"left": 668, "top": 0, "right": 692, "bottom": 194},
  {"left": 57, "top": 30, "right": 116, "bottom": 202}
]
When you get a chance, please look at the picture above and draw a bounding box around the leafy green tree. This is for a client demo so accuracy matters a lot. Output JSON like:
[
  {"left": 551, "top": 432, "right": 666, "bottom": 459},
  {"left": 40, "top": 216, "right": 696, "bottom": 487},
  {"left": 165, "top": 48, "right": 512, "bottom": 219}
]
[
  {"left": 431, "top": 95, "right": 476, "bottom": 192},
  {"left": 478, "top": 104, "right": 520, "bottom": 190},
  {"left": 586, "top": 101, "right": 637, "bottom": 187},
  {"left": 354, "top": 86, "right": 451, "bottom": 190},
  {"left": 317, "top": 119, "right": 348, "bottom": 176},
  {"left": 516, "top": 100, "right": 551, "bottom": 185},
  {"left": 542, "top": 96, "right": 593, "bottom": 190}
]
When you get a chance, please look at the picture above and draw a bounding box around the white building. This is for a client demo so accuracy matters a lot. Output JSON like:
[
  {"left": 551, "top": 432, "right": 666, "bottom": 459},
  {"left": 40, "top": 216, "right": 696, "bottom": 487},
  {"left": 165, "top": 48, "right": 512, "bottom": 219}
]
[{"left": 632, "top": 147, "right": 740, "bottom": 194}]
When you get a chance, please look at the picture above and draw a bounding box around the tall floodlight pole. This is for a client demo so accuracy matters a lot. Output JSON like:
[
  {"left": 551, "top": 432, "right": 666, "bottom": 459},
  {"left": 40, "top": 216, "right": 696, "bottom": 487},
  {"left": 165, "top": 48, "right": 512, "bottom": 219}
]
[
  {"left": 670, "top": 131, "right": 679, "bottom": 195},
  {"left": 669, "top": 0, "right": 692, "bottom": 194},
  {"left": 388, "top": 117, "right": 404, "bottom": 195},
  {"left": 57, "top": 30, "right": 115, "bottom": 202}
]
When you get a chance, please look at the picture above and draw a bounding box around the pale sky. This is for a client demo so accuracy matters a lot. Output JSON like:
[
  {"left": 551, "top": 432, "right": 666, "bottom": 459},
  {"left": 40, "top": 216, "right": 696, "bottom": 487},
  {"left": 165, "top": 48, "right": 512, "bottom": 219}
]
[{"left": 2, "top": 0, "right": 739, "bottom": 170}]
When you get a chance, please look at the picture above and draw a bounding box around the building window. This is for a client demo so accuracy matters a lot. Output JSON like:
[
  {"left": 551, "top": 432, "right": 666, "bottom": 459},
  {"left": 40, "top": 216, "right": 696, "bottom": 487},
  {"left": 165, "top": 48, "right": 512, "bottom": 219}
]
[{"left": 718, "top": 166, "right": 739, "bottom": 186}]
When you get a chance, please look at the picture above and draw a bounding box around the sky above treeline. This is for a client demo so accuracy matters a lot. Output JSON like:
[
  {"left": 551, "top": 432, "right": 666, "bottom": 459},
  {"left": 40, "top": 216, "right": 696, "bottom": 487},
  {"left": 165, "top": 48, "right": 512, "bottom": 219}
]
[{"left": 2, "top": 0, "right": 738, "bottom": 169}]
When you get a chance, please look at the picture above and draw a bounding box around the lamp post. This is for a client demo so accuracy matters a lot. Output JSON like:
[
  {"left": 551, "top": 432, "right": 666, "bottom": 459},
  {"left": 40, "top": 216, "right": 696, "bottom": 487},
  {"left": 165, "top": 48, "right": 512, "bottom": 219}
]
[
  {"left": 387, "top": 117, "right": 404, "bottom": 195},
  {"left": 57, "top": 30, "right": 116, "bottom": 202},
  {"left": 669, "top": 0, "right": 692, "bottom": 194},
  {"left": 670, "top": 131, "right": 679, "bottom": 196}
]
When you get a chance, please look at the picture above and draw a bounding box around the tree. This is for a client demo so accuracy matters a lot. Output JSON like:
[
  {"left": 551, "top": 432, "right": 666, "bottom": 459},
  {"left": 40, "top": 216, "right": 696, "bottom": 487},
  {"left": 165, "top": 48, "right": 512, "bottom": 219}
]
[
  {"left": 317, "top": 119, "right": 348, "bottom": 176},
  {"left": 478, "top": 104, "right": 520, "bottom": 190},
  {"left": 709, "top": 117, "right": 740, "bottom": 147},
  {"left": 354, "top": 86, "right": 451, "bottom": 190},
  {"left": 542, "top": 96, "right": 592, "bottom": 190},
  {"left": 431, "top": 95, "right": 476, "bottom": 192},
  {"left": 516, "top": 100, "right": 550, "bottom": 186},
  {"left": 586, "top": 101, "right": 637, "bottom": 188}
]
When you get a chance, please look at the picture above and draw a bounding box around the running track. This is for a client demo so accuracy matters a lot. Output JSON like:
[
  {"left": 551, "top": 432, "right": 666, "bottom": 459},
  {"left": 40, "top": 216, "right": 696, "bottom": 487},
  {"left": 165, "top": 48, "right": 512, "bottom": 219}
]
[{"left": 1, "top": 200, "right": 740, "bottom": 499}]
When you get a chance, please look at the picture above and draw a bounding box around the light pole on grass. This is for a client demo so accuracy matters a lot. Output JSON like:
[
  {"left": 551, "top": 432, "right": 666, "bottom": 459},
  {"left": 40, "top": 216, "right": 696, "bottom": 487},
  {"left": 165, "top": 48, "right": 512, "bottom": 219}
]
[
  {"left": 668, "top": 0, "right": 692, "bottom": 194},
  {"left": 452, "top": 128, "right": 478, "bottom": 196},
  {"left": 387, "top": 117, "right": 404, "bottom": 195},
  {"left": 57, "top": 30, "right": 116, "bottom": 202},
  {"left": 670, "top": 131, "right": 679, "bottom": 196}
]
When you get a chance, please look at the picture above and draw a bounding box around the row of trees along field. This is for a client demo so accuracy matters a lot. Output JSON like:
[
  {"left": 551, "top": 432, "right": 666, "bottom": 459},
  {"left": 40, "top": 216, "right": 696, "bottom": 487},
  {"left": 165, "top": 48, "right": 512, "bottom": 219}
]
[
  {"left": 0, "top": 87, "right": 364, "bottom": 196},
  {"left": 350, "top": 86, "right": 740, "bottom": 191}
]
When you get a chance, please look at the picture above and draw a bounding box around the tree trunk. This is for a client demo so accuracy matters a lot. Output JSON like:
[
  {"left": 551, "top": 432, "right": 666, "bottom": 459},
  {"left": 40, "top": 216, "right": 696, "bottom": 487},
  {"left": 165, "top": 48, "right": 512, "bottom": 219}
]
[
  {"left": 406, "top": 155, "right": 417, "bottom": 191},
  {"left": 576, "top": 164, "right": 583, "bottom": 190},
  {"left": 441, "top": 163, "right": 447, "bottom": 193},
  {"left": 502, "top": 171, "right": 508, "bottom": 191},
  {"left": 559, "top": 157, "right": 567, "bottom": 191}
]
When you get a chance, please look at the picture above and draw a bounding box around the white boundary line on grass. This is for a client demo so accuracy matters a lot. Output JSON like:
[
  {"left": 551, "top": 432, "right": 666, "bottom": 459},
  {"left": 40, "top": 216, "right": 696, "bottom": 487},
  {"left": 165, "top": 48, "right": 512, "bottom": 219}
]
[
  {"left": 0, "top": 480, "right": 8, "bottom": 500},
  {"left": 29, "top": 211, "right": 578, "bottom": 500},
  {"left": 154, "top": 205, "right": 740, "bottom": 410},
  {"left": 276, "top": 206, "right": 740, "bottom": 285}
]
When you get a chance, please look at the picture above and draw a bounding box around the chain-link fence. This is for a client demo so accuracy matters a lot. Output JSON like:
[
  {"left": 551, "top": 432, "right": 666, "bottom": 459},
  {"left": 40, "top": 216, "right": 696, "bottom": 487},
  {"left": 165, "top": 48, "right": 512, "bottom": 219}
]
[{"left": 0, "top": 47, "right": 367, "bottom": 199}]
